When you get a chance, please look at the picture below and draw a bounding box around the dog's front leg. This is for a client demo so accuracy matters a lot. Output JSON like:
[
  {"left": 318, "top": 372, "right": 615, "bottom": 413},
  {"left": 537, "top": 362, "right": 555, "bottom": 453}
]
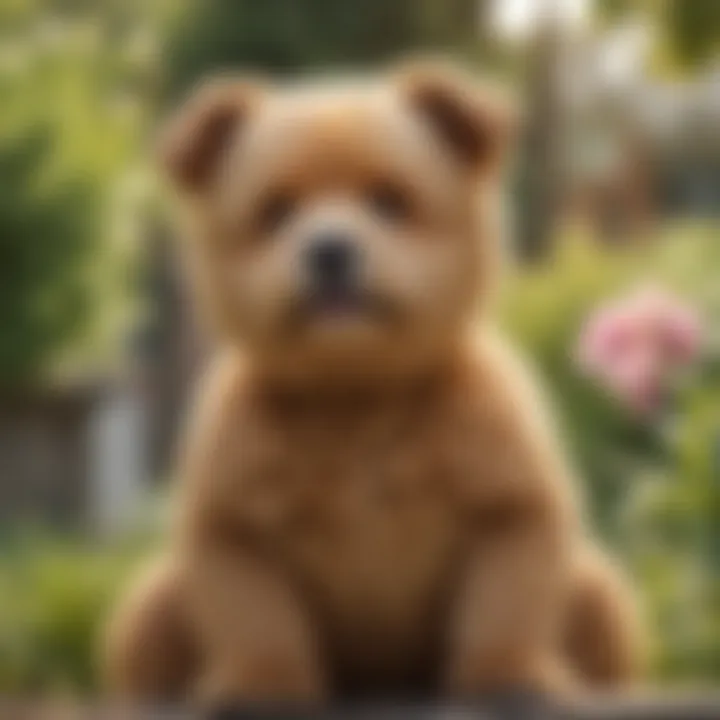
[
  {"left": 443, "top": 505, "right": 574, "bottom": 699},
  {"left": 184, "top": 541, "right": 328, "bottom": 705}
]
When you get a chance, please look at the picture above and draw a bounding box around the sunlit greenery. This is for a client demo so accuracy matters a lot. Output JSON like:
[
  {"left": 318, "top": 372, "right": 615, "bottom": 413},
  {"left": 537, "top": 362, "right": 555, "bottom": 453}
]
[
  {"left": 502, "top": 224, "right": 720, "bottom": 682},
  {"left": 0, "top": 2, "right": 157, "bottom": 383},
  {"left": 0, "top": 532, "right": 152, "bottom": 693}
]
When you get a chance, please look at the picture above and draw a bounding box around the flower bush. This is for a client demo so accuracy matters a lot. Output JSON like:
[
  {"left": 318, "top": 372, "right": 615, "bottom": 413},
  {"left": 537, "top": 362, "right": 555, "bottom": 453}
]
[{"left": 502, "top": 222, "right": 720, "bottom": 682}]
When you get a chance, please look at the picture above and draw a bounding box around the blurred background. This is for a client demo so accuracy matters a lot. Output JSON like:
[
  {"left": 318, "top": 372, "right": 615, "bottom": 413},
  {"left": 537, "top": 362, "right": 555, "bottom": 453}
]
[{"left": 0, "top": 0, "right": 719, "bottom": 698}]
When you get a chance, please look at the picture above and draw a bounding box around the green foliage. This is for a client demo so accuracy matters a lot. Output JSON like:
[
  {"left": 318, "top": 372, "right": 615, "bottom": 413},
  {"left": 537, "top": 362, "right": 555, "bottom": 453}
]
[
  {"left": 0, "top": 4, "right": 157, "bottom": 384},
  {"left": 0, "top": 128, "right": 97, "bottom": 381},
  {"left": 0, "top": 535, "right": 147, "bottom": 693},
  {"left": 664, "top": 0, "right": 720, "bottom": 69},
  {"left": 619, "top": 334, "right": 720, "bottom": 681},
  {"left": 595, "top": 0, "right": 638, "bottom": 24},
  {"left": 161, "top": 0, "right": 479, "bottom": 98},
  {"left": 502, "top": 223, "right": 720, "bottom": 681},
  {"left": 592, "top": 0, "right": 720, "bottom": 72}
]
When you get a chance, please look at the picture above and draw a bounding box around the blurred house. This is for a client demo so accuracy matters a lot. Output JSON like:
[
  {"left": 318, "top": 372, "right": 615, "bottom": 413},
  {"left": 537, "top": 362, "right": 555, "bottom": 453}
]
[
  {"left": 633, "top": 68, "right": 720, "bottom": 216},
  {"left": 0, "top": 226, "right": 206, "bottom": 535},
  {"left": 561, "top": 24, "right": 720, "bottom": 239},
  {"left": 0, "top": 380, "right": 145, "bottom": 535}
]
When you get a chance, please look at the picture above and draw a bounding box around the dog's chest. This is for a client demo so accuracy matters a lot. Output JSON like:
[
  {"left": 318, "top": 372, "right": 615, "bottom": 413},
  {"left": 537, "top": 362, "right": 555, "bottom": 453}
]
[{"left": 235, "top": 398, "right": 471, "bottom": 630}]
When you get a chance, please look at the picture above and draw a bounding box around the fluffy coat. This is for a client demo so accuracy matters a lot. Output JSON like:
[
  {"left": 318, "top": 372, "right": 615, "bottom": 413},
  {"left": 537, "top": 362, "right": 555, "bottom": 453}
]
[{"left": 104, "top": 61, "right": 643, "bottom": 704}]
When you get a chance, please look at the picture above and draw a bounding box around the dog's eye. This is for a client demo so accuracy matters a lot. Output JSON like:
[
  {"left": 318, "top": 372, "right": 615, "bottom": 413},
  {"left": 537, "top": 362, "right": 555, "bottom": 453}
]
[
  {"left": 366, "top": 182, "right": 413, "bottom": 223},
  {"left": 255, "top": 190, "right": 297, "bottom": 235}
]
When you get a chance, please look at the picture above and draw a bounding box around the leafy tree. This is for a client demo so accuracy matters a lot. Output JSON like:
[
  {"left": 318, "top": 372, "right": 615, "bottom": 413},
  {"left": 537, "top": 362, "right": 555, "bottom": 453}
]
[
  {"left": 0, "top": 2, "right": 157, "bottom": 385},
  {"left": 596, "top": 0, "right": 720, "bottom": 71},
  {"left": 161, "top": 0, "right": 481, "bottom": 98},
  {"left": 663, "top": 0, "right": 720, "bottom": 70},
  {"left": 0, "top": 128, "right": 98, "bottom": 383}
]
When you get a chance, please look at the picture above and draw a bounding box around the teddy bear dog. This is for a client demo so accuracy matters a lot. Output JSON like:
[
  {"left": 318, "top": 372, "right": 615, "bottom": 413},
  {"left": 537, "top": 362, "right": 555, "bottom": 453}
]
[{"left": 103, "top": 60, "right": 644, "bottom": 705}]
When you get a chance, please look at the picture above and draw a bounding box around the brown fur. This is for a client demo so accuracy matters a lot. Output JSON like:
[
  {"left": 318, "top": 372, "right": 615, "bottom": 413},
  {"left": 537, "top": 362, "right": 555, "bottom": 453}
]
[{"left": 103, "top": 61, "right": 644, "bottom": 704}]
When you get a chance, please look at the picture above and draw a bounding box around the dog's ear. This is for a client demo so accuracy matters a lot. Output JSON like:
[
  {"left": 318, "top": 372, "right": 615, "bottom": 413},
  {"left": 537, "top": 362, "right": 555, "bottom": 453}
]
[
  {"left": 157, "top": 78, "right": 265, "bottom": 191},
  {"left": 394, "top": 60, "right": 516, "bottom": 173}
]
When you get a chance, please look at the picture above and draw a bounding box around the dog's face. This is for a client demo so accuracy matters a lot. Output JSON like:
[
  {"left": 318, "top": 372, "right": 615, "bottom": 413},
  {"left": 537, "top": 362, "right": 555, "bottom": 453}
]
[{"left": 161, "top": 63, "right": 513, "bottom": 384}]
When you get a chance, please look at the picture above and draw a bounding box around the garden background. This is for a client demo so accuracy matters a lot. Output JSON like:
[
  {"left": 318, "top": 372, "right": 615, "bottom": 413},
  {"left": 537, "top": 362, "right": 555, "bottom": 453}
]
[{"left": 0, "top": 0, "right": 719, "bottom": 697}]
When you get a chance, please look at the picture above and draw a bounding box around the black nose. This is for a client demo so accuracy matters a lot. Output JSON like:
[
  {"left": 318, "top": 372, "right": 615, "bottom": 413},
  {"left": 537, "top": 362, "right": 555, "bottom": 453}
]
[{"left": 305, "top": 234, "right": 357, "bottom": 286}]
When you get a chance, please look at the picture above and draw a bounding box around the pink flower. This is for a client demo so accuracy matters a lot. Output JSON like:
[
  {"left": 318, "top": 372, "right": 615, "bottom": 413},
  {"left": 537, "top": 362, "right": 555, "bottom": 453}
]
[
  {"left": 604, "top": 348, "right": 664, "bottom": 414},
  {"left": 576, "top": 285, "right": 702, "bottom": 415},
  {"left": 660, "top": 304, "right": 702, "bottom": 363},
  {"left": 576, "top": 303, "right": 633, "bottom": 374}
]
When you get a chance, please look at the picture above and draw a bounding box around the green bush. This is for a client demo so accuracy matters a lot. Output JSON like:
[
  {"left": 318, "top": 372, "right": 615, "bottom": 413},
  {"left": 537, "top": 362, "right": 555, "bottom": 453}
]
[
  {"left": 0, "top": 7, "right": 153, "bottom": 386},
  {"left": 502, "top": 222, "right": 720, "bottom": 682},
  {"left": 0, "top": 535, "right": 148, "bottom": 694}
]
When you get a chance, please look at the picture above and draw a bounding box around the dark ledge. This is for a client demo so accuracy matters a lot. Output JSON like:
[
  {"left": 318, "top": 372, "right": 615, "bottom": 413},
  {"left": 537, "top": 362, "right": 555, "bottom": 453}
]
[
  {"left": 14, "top": 695, "right": 720, "bottom": 720},
  {"left": 206, "top": 694, "right": 720, "bottom": 720}
]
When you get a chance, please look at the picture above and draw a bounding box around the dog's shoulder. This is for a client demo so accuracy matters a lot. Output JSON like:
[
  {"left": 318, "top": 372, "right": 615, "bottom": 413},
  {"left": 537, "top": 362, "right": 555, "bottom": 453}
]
[
  {"left": 439, "top": 329, "right": 580, "bottom": 523},
  {"left": 174, "top": 350, "right": 282, "bottom": 538}
]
